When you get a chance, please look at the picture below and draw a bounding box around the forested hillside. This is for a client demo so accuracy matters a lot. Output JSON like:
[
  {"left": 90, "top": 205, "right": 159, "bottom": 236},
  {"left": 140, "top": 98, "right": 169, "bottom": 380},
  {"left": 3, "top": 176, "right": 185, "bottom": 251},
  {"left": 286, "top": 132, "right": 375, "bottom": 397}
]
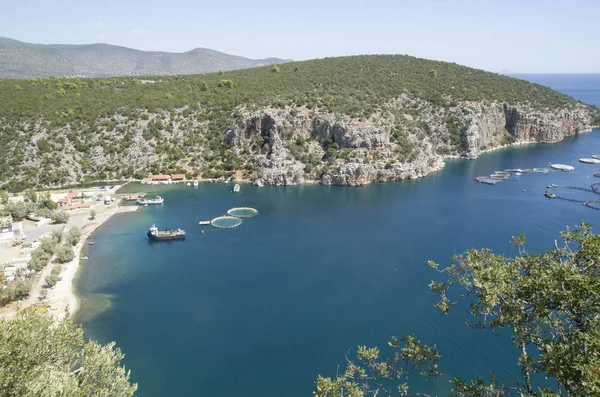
[{"left": 0, "top": 55, "right": 596, "bottom": 191}]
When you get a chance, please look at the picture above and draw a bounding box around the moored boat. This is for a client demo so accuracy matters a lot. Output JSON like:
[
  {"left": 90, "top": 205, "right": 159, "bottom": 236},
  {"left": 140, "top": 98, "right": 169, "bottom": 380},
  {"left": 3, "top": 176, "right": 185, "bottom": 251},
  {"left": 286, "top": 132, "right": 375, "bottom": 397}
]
[
  {"left": 232, "top": 184, "right": 241, "bottom": 193},
  {"left": 137, "top": 195, "right": 164, "bottom": 205},
  {"left": 193, "top": 181, "right": 199, "bottom": 187},
  {"left": 147, "top": 224, "right": 186, "bottom": 240}
]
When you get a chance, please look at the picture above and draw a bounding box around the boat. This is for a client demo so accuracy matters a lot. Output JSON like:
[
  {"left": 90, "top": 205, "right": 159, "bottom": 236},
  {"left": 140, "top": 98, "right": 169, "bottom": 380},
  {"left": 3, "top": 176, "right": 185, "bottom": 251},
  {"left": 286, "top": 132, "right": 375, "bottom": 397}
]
[
  {"left": 137, "top": 195, "right": 164, "bottom": 205},
  {"left": 547, "top": 184, "right": 558, "bottom": 188},
  {"left": 199, "top": 221, "right": 211, "bottom": 225},
  {"left": 88, "top": 241, "right": 95, "bottom": 245},
  {"left": 147, "top": 224, "right": 186, "bottom": 240},
  {"left": 544, "top": 191, "right": 557, "bottom": 199},
  {"left": 592, "top": 154, "right": 600, "bottom": 160},
  {"left": 123, "top": 194, "right": 146, "bottom": 201},
  {"left": 193, "top": 181, "right": 199, "bottom": 187},
  {"left": 186, "top": 182, "right": 191, "bottom": 186},
  {"left": 232, "top": 184, "right": 241, "bottom": 193}
]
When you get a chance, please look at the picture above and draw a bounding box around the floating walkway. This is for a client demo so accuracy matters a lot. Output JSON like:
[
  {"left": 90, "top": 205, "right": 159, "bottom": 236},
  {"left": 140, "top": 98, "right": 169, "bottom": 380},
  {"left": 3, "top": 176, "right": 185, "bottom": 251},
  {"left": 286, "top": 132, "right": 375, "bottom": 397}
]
[
  {"left": 550, "top": 164, "right": 575, "bottom": 172},
  {"left": 545, "top": 184, "right": 600, "bottom": 209}
]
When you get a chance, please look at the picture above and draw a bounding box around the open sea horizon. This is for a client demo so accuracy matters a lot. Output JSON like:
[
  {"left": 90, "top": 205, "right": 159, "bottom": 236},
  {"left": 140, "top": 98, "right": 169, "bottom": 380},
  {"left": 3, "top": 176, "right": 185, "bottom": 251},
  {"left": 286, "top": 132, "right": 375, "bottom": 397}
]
[{"left": 77, "top": 74, "right": 600, "bottom": 396}]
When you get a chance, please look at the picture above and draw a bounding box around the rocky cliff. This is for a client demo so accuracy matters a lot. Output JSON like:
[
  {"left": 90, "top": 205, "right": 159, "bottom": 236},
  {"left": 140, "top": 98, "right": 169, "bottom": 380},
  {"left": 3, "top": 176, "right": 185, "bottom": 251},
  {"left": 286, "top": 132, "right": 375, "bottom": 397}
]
[{"left": 225, "top": 98, "right": 593, "bottom": 186}]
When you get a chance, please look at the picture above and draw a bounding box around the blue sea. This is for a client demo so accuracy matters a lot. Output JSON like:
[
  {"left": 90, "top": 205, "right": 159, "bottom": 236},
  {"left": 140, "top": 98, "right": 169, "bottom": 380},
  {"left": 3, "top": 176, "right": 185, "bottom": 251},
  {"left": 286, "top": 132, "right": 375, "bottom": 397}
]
[{"left": 77, "top": 74, "right": 600, "bottom": 397}]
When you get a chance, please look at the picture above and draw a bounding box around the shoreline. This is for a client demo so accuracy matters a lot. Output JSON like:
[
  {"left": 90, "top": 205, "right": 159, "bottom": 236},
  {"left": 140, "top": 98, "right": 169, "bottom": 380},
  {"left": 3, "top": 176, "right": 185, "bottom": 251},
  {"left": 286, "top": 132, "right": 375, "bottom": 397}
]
[
  {"left": 0, "top": 204, "right": 139, "bottom": 322},
  {"left": 50, "top": 205, "right": 139, "bottom": 321}
]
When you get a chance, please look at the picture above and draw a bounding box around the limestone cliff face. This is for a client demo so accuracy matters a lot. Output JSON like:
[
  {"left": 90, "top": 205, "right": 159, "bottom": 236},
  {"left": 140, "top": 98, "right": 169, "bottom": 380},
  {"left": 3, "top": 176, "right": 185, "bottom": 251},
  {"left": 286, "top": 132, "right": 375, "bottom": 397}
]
[{"left": 226, "top": 100, "right": 593, "bottom": 186}]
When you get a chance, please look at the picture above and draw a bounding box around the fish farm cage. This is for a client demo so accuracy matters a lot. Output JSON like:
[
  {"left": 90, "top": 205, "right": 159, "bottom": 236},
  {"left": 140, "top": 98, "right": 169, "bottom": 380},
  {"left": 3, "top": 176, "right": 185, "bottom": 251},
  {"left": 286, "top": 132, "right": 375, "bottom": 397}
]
[
  {"left": 227, "top": 207, "right": 258, "bottom": 218},
  {"left": 210, "top": 216, "right": 243, "bottom": 229}
]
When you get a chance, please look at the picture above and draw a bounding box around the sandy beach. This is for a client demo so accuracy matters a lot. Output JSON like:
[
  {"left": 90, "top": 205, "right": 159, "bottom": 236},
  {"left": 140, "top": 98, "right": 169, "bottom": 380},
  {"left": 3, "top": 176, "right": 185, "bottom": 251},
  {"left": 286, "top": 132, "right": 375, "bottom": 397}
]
[{"left": 0, "top": 203, "right": 139, "bottom": 321}]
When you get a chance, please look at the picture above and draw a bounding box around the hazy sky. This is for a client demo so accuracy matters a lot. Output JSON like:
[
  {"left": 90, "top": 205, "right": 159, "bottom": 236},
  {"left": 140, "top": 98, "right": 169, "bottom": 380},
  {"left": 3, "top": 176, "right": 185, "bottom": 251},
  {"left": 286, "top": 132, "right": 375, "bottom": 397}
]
[{"left": 1, "top": 0, "right": 598, "bottom": 73}]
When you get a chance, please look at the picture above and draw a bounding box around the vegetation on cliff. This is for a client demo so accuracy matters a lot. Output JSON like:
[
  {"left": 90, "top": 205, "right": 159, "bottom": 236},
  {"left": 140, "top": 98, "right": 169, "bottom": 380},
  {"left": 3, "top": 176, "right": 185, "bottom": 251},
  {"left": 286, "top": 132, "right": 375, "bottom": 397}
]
[
  {"left": 0, "top": 55, "right": 592, "bottom": 191},
  {"left": 316, "top": 223, "right": 600, "bottom": 396}
]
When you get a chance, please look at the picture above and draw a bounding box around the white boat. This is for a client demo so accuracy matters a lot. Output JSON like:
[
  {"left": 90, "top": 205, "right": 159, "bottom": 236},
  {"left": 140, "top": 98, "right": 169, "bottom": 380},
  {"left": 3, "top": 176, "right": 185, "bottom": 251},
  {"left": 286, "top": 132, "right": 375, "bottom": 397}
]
[
  {"left": 193, "top": 181, "right": 199, "bottom": 187},
  {"left": 186, "top": 182, "right": 191, "bottom": 186},
  {"left": 232, "top": 184, "right": 241, "bottom": 193},
  {"left": 137, "top": 195, "right": 164, "bottom": 205}
]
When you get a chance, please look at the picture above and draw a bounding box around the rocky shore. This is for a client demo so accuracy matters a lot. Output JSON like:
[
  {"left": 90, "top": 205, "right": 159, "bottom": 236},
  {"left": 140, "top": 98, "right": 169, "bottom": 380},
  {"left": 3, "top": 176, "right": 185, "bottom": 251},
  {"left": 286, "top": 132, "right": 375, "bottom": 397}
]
[{"left": 226, "top": 99, "right": 593, "bottom": 187}]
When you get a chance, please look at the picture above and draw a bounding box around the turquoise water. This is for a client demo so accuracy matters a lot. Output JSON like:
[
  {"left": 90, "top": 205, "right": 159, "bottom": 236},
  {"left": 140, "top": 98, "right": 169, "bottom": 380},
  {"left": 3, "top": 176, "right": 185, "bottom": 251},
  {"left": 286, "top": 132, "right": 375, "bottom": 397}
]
[{"left": 78, "top": 76, "right": 600, "bottom": 397}]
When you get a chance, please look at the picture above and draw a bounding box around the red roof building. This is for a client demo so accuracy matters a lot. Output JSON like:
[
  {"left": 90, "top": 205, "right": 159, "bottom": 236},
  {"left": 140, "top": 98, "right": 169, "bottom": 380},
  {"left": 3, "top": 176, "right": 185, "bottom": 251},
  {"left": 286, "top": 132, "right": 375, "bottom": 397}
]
[
  {"left": 152, "top": 174, "right": 171, "bottom": 181},
  {"left": 171, "top": 174, "right": 185, "bottom": 181}
]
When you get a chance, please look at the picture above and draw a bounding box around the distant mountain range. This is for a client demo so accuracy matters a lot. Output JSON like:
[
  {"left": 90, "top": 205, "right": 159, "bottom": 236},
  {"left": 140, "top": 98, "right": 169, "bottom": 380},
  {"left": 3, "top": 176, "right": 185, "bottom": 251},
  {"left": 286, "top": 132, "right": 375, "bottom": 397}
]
[{"left": 0, "top": 37, "right": 289, "bottom": 78}]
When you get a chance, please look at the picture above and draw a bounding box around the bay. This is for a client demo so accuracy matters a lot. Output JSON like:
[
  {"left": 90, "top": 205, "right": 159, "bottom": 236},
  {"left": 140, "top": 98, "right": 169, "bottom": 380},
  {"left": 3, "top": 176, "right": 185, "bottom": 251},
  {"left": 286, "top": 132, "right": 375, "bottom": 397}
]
[{"left": 77, "top": 75, "right": 600, "bottom": 396}]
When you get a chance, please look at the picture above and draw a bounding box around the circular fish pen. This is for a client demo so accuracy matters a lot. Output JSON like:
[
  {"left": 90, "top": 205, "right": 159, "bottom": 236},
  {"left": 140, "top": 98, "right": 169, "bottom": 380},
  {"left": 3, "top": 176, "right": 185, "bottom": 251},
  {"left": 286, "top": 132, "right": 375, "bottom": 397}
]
[
  {"left": 550, "top": 164, "right": 575, "bottom": 172},
  {"left": 227, "top": 207, "right": 258, "bottom": 218},
  {"left": 579, "top": 158, "right": 600, "bottom": 164},
  {"left": 211, "top": 216, "right": 243, "bottom": 229}
]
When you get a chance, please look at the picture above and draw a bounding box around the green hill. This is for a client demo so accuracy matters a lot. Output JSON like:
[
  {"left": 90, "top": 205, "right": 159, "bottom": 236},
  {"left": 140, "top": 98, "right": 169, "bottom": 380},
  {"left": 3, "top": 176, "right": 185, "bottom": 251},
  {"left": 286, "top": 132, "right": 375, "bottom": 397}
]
[
  {"left": 0, "top": 55, "right": 596, "bottom": 191},
  {"left": 0, "top": 37, "right": 288, "bottom": 79}
]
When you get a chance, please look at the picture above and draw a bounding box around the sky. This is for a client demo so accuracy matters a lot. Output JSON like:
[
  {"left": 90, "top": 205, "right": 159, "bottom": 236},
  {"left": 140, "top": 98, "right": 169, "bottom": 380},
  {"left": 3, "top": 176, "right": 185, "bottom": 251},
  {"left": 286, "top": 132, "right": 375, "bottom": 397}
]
[{"left": 0, "top": 0, "right": 598, "bottom": 73}]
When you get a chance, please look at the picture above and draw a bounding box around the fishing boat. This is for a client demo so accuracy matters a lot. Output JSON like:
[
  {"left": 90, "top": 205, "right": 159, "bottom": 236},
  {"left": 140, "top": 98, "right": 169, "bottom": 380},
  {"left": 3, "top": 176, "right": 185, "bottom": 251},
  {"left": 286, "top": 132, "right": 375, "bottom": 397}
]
[
  {"left": 544, "top": 191, "right": 557, "bottom": 199},
  {"left": 547, "top": 184, "right": 558, "bottom": 188},
  {"left": 232, "top": 184, "right": 241, "bottom": 193},
  {"left": 137, "top": 195, "right": 164, "bottom": 205},
  {"left": 147, "top": 224, "right": 186, "bottom": 240}
]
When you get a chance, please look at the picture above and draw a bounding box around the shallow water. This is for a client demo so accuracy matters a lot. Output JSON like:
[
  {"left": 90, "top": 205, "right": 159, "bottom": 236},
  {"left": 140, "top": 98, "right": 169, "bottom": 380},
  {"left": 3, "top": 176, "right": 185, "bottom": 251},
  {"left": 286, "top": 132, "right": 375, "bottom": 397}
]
[{"left": 78, "top": 75, "right": 600, "bottom": 397}]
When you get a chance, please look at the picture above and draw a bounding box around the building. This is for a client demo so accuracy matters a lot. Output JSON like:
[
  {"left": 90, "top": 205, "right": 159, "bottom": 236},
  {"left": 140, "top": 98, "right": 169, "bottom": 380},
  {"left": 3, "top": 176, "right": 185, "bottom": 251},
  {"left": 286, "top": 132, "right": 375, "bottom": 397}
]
[
  {"left": 56, "top": 191, "right": 80, "bottom": 207},
  {"left": 152, "top": 174, "right": 171, "bottom": 183},
  {"left": 0, "top": 224, "right": 13, "bottom": 250},
  {"left": 171, "top": 174, "right": 185, "bottom": 181}
]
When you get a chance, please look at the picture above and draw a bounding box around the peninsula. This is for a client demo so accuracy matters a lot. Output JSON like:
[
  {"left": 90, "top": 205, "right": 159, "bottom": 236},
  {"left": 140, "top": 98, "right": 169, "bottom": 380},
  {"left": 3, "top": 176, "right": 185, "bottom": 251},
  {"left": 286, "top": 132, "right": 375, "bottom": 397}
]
[{"left": 0, "top": 55, "right": 598, "bottom": 191}]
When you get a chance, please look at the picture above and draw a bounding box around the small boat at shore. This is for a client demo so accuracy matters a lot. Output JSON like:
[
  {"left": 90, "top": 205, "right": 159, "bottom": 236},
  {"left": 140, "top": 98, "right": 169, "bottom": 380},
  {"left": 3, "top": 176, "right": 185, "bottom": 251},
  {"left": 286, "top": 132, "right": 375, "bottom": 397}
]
[
  {"left": 88, "top": 241, "right": 95, "bottom": 245},
  {"left": 193, "top": 181, "right": 199, "bottom": 187},
  {"left": 147, "top": 224, "right": 186, "bottom": 240},
  {"left": 232, "top": 184, "right": 241, "bottom": 193},
  {"left": 137, "top": 195, "right": 164, "bottom": 205}
]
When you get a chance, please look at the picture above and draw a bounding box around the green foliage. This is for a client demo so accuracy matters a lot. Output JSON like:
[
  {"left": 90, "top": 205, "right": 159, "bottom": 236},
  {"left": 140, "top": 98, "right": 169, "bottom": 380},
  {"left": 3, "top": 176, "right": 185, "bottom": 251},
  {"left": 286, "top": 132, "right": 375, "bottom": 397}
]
[
  {"left": 50, "top": 211, "right": 69, "bottom": 224},
  {"left": 217, "top": 79, "right": 235, "bottom": 88},
  {"left": 89, "top": 209, "right": 96, "bottom": 220},
  {"left": 65, "top": 226, "right": 82, "bottom": 246},
  {"left": 429, "top": 69, "right": 438, "bottom": 78},
  {"left": 428, "top": 222, "right": 600, "bottom": 396},
  {"left": 271, "top": 65, "right": 280, "bottom": 73},
  {"left": 0, "top": 309, "right": 137, "bottom": 396},
  {"left": 314, "top": 335, "right": 440, "bottom": 397},
  {"left": 0, "top": 278, "right": 33, "bottom": 306},
  {"left": 56, "top": 245, "right": 75, "bottom": 263},
  {"left": 44, "top": 264, "right": 62, "bottom": 288}
]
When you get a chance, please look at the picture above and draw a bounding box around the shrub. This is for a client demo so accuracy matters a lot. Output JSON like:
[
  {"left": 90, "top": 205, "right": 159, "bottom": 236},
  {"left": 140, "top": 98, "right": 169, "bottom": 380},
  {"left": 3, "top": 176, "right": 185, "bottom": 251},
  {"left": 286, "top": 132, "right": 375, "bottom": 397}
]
[
  {"left": 50, "top": 211, "right": 69, "bottom": 224},
  {"left": 66, "top": 227, "right": 82, "bottom": 246},
  {"left": 56, "top": 245, "right": 75, "bottom": 264}
]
